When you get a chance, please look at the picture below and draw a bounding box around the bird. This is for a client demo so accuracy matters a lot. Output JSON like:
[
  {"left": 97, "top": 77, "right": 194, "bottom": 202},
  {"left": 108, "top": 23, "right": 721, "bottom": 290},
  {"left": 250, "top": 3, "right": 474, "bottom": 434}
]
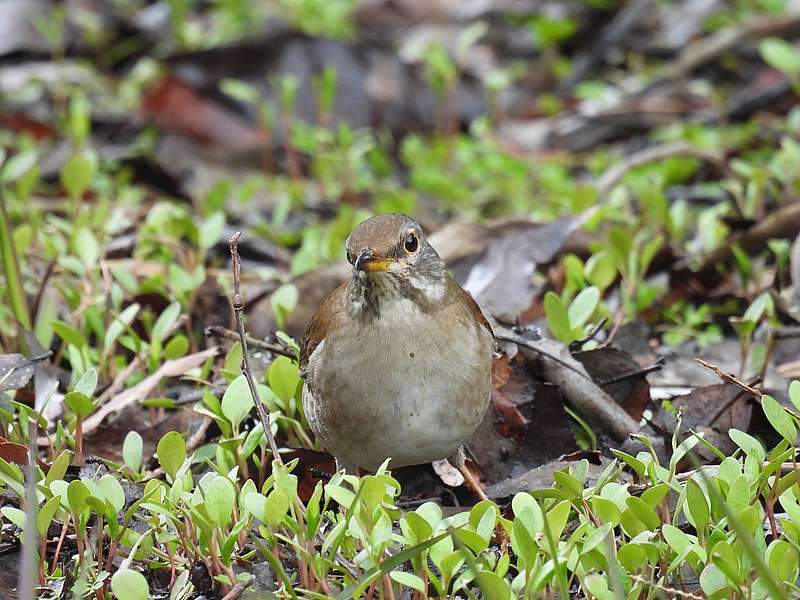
[{"left": 299, "top": 213, "right": 494, "bottom": 499}]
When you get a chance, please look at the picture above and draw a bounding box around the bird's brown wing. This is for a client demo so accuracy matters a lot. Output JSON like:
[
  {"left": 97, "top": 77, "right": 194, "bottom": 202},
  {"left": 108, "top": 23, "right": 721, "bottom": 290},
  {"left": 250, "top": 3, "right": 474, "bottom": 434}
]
[
  {"left": 450, "top": 277, "right": 494, "bottom": 337},
  {"left": 299, "top": 281, "right": 348, "bottom": 378}
]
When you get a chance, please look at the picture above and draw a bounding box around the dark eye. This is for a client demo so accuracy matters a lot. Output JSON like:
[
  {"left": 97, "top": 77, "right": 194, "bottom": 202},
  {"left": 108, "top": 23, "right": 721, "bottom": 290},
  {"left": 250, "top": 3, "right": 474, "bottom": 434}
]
[{"left": 404, "top": 233, "right": 419, "bottom": 254}]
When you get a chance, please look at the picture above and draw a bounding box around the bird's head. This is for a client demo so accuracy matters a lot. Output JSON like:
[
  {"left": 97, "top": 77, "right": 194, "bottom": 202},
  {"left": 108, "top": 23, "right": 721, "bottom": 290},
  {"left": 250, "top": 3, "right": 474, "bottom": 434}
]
[{"left": 345, "top": 214, "right": 447, "bottom": 317}]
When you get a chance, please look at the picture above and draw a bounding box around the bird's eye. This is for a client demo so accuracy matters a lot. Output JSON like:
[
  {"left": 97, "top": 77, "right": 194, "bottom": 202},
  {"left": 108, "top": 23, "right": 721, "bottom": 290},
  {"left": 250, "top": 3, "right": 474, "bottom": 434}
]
[
  {"left": 346, "top": 250, "right": 355, "bottom": 264},
  {"left": 404, "top": 233, "right": 419, "bottom": 254}
]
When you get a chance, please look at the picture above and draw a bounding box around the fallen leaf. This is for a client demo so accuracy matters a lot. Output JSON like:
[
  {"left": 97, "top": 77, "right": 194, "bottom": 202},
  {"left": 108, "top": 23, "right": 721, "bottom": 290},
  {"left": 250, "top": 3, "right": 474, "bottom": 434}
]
[
  {"left": 650, "top": 383, "right": 752, "bottom": 459},
  {"left": 142, "top": 76, "right": 263, "bottom": 151},
  {"left": 0, "top": 441, "right": 28, "bottom": 465},
  {"left": 0, "top": 354, "right": 38, "bottom": 392}
]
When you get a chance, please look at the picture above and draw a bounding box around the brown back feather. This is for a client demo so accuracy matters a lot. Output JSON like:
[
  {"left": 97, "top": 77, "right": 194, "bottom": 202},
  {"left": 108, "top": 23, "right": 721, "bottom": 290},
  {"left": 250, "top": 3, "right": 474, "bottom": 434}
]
[
  {"left": 449, "top": 276, "right": 494, "bottom": 337},
  {"left": 299, "top": 281, "right": 348, "bottom": 377}
]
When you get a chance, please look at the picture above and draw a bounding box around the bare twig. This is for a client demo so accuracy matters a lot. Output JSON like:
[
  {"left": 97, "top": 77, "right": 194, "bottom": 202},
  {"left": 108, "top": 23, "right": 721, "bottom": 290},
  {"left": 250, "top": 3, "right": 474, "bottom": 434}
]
[
  {"left": 205, "top": 325, "right": 296, "bottom": 359},
  {"left": 596, "top": 358, "right": 665, "bottom": 386},
  {"left": 221, "top": 577, "right": 252, "bottom": 600},
  {"left": 228, "top": 232, "right": 283, "bottom": 465},
  {"left": 694, "top": 358, "right": 762, "bottom": 397},
  {"left": 569, "top": 318, "right": 607, "bottom": 350},
  {"left": 628, "top": 573, "right": 704, "bottom": 600}
]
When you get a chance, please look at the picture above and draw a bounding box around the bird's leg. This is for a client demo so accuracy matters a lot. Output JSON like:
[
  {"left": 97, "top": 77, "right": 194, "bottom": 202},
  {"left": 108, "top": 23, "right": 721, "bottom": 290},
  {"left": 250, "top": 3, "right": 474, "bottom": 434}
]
[{"left": 448, "top": 447, "right": 489, "bottom": 503}]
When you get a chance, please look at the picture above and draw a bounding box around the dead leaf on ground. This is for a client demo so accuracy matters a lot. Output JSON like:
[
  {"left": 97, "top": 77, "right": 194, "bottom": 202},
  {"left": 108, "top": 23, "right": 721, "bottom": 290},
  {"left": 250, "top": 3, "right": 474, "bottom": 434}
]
[
  {"left": 650, "top": 383, "right": 752, "bottom": 459},
  {"left": 84, "top": 406, "right": 192, "bottom": 465},
  {"left": 142, "top": 76, "right": 264, "bottom": 151},
  {"left": 461, "top": 215, "right": 592, "bottom": 321},
  {"left": 0, "top": 353, "right": 37, "bottom": 392},
  {"left": 468, "top": 356, "right": 582, "bottom": 486},
  {"left": 0, "top": 441, "right": 28, "bottom": 465}
]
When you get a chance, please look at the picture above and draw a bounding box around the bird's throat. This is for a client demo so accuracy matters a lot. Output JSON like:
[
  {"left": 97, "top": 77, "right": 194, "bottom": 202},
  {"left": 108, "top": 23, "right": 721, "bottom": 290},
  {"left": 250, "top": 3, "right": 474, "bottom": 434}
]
[{"left": 347, "top": 271, "right": 447, "bottom": 321}]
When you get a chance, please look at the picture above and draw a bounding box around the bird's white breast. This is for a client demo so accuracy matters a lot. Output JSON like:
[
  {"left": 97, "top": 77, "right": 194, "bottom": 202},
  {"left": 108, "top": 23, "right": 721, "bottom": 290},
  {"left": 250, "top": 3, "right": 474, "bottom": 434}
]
[{"left": 303, "top": 296, "right": 493, "bottom": 471}]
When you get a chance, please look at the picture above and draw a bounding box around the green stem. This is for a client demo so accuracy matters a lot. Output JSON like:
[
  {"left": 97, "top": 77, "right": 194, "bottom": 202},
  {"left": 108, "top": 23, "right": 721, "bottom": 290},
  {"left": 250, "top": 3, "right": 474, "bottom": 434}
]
[{"left": 0, "top": 190, "right": 31, "bottom": 332}]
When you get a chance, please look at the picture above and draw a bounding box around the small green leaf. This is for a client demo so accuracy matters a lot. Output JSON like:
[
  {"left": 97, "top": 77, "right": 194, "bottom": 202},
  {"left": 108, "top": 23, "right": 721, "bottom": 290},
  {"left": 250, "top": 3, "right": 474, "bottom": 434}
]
[
  {"left": 220, "top": 78, "right": 260, "bottom": 104},
  {"left": 760, "top": 37, "right": 800, "bottom": 77},
  {"left": 164, "top": 335, "right": 189, "bottom": 359},
  {"left": 271, "top": 284, "right": 299, "bottom": 330},
  {"left": 67, "top": 479, "right": 90, "bottom": 515},
  {"left": 123, "top": 431, "right": 143, "bottom": 472},
  {"left": 205, "top": 476, "right": 236, "bottom": 528},
  {"left": 60, "top": 153, "right": 95, "bottom": 199},
  {"left": 389, "top": 571, "right": 425, "bottom": 593},
  {"left": 65, "top": 391, "right": 94, "bottom": 418},
  {"left": 544, "top": 292, "right": 572, "bottom": 342},
  {"left": 268, "top": 356, "right": 301, "bottom": 407},
  {"left": 98, "top": 474, "right": 126, "bottom": 512},
  {"left": 38, "top": 495, "right": 61, "bottom": 537},
  {"left": 104, "top": 304, "right": 140, "bottom": 354},
  {"left": 583, "top": 573, "right": 615, "bottom": 600},
  {"left": 726, "top": 474, "right": 751, "bottom": 513},
  {"left": 789, "top": 380, "right": 800, "bottom": 413},
  {"left": 52, "top": 321, "right": 87, "bottom": 349},
  {"left": 761, "top": 394, "right": 797, "bottom": 443},
  {"left": 151, "top": 302, "right": 181, "bottom": 344},
  {"left": 1, "top": 506, "right": 25, "bottom": 528},
  {"left": 221, "top": 374, "right": 254, "bottom": 431},
  {"left": 699, "top": 564, "right": 727, "bottom": 597},
  {"left": 685, "top": 479, "right": 709, "bottom": 531},
  {"left": 199, "top": 212, "right": 225, "bottom": 250},
  {"left": 568, "top": 286, "right": 600, "bottom": 329},
  {"left": 0, "top": 150, "right": 37, "bottom": 182},
  {"left": 74, "top": 368, "right": 98, "bottom": 398},
  {"left": 585, "top": 250, "right": 617, "bottom": 290},
  {"left": 262, "top": 488, "right": 290, "bottom": 527},
  {"left": 111, "top": 569, "right": 149, "bottom": 600},
  {"left": 728, "top": 429, "right": 766, "bottom": 463},
  {"left": 625, "top": 496, "right": 660, "bottom": 530},
  {"left": 511, "top": 492, "right": 544, "bottom": 536},
  {"left": 156, "top": 431, "right": 186, "bottom": 480},
  {"left": 73, "top": 228, "right": 99, "bottom": 268},
  {"left": 45, "top": 451, "right": 72, "bottom": 486}
]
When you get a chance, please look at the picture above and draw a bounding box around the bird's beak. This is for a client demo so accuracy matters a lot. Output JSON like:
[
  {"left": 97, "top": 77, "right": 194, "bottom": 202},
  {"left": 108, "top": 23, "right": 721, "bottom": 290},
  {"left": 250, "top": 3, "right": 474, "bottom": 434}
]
[{"left": 355, "top": 250, "right": 396, "bottom": 273}]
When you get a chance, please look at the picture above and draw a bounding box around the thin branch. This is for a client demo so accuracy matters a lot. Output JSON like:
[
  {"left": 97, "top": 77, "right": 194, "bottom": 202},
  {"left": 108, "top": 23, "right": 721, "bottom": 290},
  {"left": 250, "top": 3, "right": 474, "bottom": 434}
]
[
  {"left": 694, "top": 358, "right": 762, "bottom": 397},
  {"left": 597, "top": 358, "right": 665, "bottom": 386},
  {"left": 494, "top": 332, "right": 595, "bottom": 383},
  {"left": 228, "top": 232, "right": 283, "bottom": 465},
  {"left": 205, "top": 325, "right": 296, "bottom": 359},
  {"left": 221, "top": 577, "right": 252, "bottom": 600}
]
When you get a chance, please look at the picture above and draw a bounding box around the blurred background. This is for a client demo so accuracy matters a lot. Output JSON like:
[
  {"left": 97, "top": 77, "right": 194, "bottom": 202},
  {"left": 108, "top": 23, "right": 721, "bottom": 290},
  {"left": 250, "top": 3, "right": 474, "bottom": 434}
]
[{"left": 1, "top": 0, "right": 800, "bottom": 494}]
